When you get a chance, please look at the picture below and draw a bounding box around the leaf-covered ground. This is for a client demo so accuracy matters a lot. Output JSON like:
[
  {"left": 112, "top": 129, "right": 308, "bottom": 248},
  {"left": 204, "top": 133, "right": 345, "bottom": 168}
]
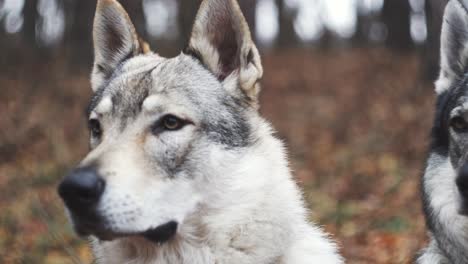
[{"left": 0, "top": 48, "right": 432, "bottom": 263}]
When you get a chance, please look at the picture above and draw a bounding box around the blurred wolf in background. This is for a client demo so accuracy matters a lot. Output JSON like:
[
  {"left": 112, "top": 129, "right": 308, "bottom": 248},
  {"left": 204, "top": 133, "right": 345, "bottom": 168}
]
[
  {"left": 419, "top": 0, "right": 468, "bottom": 263},
  {"left": 56, "top": 0, "right": 343, "bottom": 263}
]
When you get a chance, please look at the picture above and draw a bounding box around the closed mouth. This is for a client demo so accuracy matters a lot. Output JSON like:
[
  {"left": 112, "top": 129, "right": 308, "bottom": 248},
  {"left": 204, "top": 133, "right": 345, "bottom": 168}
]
[
  {"left": 74, "top": 219, "right": 178, "bottom": 244},
  {"left": 141, "top": 221, "right": 178, "bottom": 243}
]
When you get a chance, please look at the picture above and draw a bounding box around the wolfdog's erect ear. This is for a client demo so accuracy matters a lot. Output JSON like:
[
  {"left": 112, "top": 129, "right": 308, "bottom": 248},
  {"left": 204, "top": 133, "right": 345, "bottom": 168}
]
[
  {"left": 436, "top": 0, "right": 468, "bottom": 94},
  {"left": 91, "top": 0, "right": 150, "bottom": 91},
  {"left": 186, "top": 0, "right": 263, "bottom": 104}
]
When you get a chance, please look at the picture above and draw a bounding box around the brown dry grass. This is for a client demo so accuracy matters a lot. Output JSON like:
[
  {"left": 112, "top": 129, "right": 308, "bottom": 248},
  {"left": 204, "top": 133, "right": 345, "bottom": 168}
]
[{"left": 0, "top": 48, "right": 433, "bottom": 263}]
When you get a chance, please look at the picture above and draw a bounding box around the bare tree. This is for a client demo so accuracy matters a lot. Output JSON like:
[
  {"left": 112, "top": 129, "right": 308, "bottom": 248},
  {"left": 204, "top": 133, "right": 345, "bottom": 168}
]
[
  {"left": 120, "top": 0, "right": 146, "bottom": 39},
  {"left": 64, "top": 0, "right": 96, "bottom": 66},
  {"left": 22, "top": 0, "right": 39, "bottom": 46},
  {"left": 275, "top": 0, "right": 298, "bottom": 48},
  {"left": 382, "top": 0, "right": 412, "bottom": 51},
  {"left": 238, "top": 0, "right": 256, "bottom": 40},
  {"left": 423, "top": 0, "right": 448, "bottom": 80},
  {"left": 178, "top": 0, "right": 201, "bottom": 47}
]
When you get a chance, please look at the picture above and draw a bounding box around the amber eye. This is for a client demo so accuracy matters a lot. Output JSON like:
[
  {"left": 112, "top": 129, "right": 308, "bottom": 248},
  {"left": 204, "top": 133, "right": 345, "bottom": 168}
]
[
  {"left": 450, "top": 116, "right": 468, "bottom": 132},
  {"left": 162, "top": 115, "right": 185, "bottom": 131},
  {"left": 88, "top": 119, "right": 102, "bottom": 138}
]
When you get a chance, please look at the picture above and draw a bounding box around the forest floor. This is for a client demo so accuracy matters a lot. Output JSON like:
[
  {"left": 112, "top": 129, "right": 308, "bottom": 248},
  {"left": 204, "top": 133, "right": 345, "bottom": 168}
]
[{"left": 0, "top": 48, "right": 432, "bottom": 263}]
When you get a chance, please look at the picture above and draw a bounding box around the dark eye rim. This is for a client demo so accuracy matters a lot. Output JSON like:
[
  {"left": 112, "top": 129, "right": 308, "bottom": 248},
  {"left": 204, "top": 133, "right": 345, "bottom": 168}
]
[
  {"left": 88, "top": 118, "right": 102, "bottom": 137},
  {"left": 152, "top": 114, "right": 191, "bottom": 134},
  {"left": 450, "top": 116, "right": 468, "bottom": 132},
  {"left": 163, "top": 115, "right": 184, "bottom": 130}
]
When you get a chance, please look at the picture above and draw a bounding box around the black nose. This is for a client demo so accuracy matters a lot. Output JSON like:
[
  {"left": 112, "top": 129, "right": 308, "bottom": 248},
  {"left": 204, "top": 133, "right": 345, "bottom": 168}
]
[{"left": 58, "top": 167, "right": 105, "bottom": 209}]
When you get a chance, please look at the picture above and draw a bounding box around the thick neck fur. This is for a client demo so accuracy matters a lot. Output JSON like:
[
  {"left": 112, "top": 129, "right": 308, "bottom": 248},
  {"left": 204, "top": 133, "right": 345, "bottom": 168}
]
[
  {"left": 419, "top": 153, "right": 468, "bottom": 264},
  {"left": 91, "top": 116, "right": 340, "bottom": 264}
]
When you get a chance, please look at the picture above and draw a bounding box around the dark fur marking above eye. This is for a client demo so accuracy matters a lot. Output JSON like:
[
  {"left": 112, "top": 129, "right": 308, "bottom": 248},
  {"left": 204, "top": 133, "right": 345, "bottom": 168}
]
[{"left": 202, "top": 98, "right": 252, "bottom": 148}]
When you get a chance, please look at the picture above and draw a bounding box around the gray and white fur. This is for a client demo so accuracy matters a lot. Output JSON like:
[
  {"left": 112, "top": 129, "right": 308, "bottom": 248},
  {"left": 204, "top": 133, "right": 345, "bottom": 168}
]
[
  {"left": 418, "top": 0, "right": 468, "bottom": 263},
  {"left": 57, "top": 0, "right": 343, "bottom": 263}
]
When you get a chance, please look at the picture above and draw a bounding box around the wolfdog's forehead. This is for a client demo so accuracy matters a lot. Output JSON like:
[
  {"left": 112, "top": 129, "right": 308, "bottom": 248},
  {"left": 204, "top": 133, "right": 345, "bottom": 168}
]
[{"left": 87, "top": 54, "right": 226, "bottom": 118}]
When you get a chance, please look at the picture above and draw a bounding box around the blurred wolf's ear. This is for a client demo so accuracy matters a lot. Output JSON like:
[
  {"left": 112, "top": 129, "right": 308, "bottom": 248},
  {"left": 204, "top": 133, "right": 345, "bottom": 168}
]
[
  {"left": 436, "top": 0, "right": 468, "bottom": 94},
  {"left": 185, "top": 0, "right": 263, "bottom": 105},
  {"left": 91, "top": 0, "right": 150, "bottom": 91}
]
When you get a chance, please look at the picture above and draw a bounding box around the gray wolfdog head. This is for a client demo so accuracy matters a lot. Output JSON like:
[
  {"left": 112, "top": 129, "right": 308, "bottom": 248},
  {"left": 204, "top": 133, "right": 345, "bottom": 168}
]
[
  {"left": 58, "top": 0, "right": 264, "bottom": 243},
  {"left": 421, "top": 0, "right": 468, "bottom": 262}
]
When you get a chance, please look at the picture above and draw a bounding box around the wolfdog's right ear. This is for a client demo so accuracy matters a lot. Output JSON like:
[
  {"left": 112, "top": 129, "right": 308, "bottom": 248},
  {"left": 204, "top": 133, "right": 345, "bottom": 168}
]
[
  {"left": 91, "top": 0, "right": 149, "bottom": 91},
  {"left": 436, "top": 0, "right": 468, "bottom": 94},
  {"left": 185, "top": 0, "right": 263, "bottom": 106}
]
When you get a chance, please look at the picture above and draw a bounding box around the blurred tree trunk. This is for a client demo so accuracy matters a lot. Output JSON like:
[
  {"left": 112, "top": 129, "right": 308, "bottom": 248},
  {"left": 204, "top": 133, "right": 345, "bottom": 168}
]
[
  {"left": 353, "top": 13, "right": 368, "bottom": 45},
  {"left": 319, "top": 29, "right": 334, "bottom": 49},
  {"left": 423, "top": 0, "right": 448, "bottom": 81},
  {"left": 22, "top": 0, "right": 38, "bottom": 47},
  {"left": 0, "top": 4, "right": 7, "bottom": 67},
  {"left": 64, "top": 0, "right": 145, "bottom": 63},
  {"left": 382, "top": 0, "right": 412, "bottom": 51},
  {"left": 64, "top": 0, "right": 96, "bottom": 66},
  {"left": 238, "top": 0, "right": 256, "bottom": 41},
  {"left": 120, "top": 0, "right": 146, "bottom": 40},
  {"left": 275, "top": 0, "right": 297, "bottom": 48},
  {"left": 178, "top": 0, "right": 200, "bottom": 47}
]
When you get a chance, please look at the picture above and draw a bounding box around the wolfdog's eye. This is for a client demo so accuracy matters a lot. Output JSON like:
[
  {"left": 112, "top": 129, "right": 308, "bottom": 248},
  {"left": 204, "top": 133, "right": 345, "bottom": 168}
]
[
  {"left": 162, "top": 115, "right": 185, "bottom": 131},
  {"left": 88, "top": 119, "right": 102, "bottom": 138},
  {"left": 450, "top": 116, "right": 468, "bottom": 132}
]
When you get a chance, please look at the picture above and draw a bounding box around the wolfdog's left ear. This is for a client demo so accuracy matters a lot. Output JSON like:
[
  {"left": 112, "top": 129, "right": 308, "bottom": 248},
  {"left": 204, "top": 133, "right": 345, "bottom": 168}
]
[
  {"left": 185, "top": 0, "right": 263, "bottom": 105},
  {"left": 436, "top": 0, "right": 468, "bottom": 94},
  {"left": 91, "top": 0, "right": 150, "bottom": 91}
]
